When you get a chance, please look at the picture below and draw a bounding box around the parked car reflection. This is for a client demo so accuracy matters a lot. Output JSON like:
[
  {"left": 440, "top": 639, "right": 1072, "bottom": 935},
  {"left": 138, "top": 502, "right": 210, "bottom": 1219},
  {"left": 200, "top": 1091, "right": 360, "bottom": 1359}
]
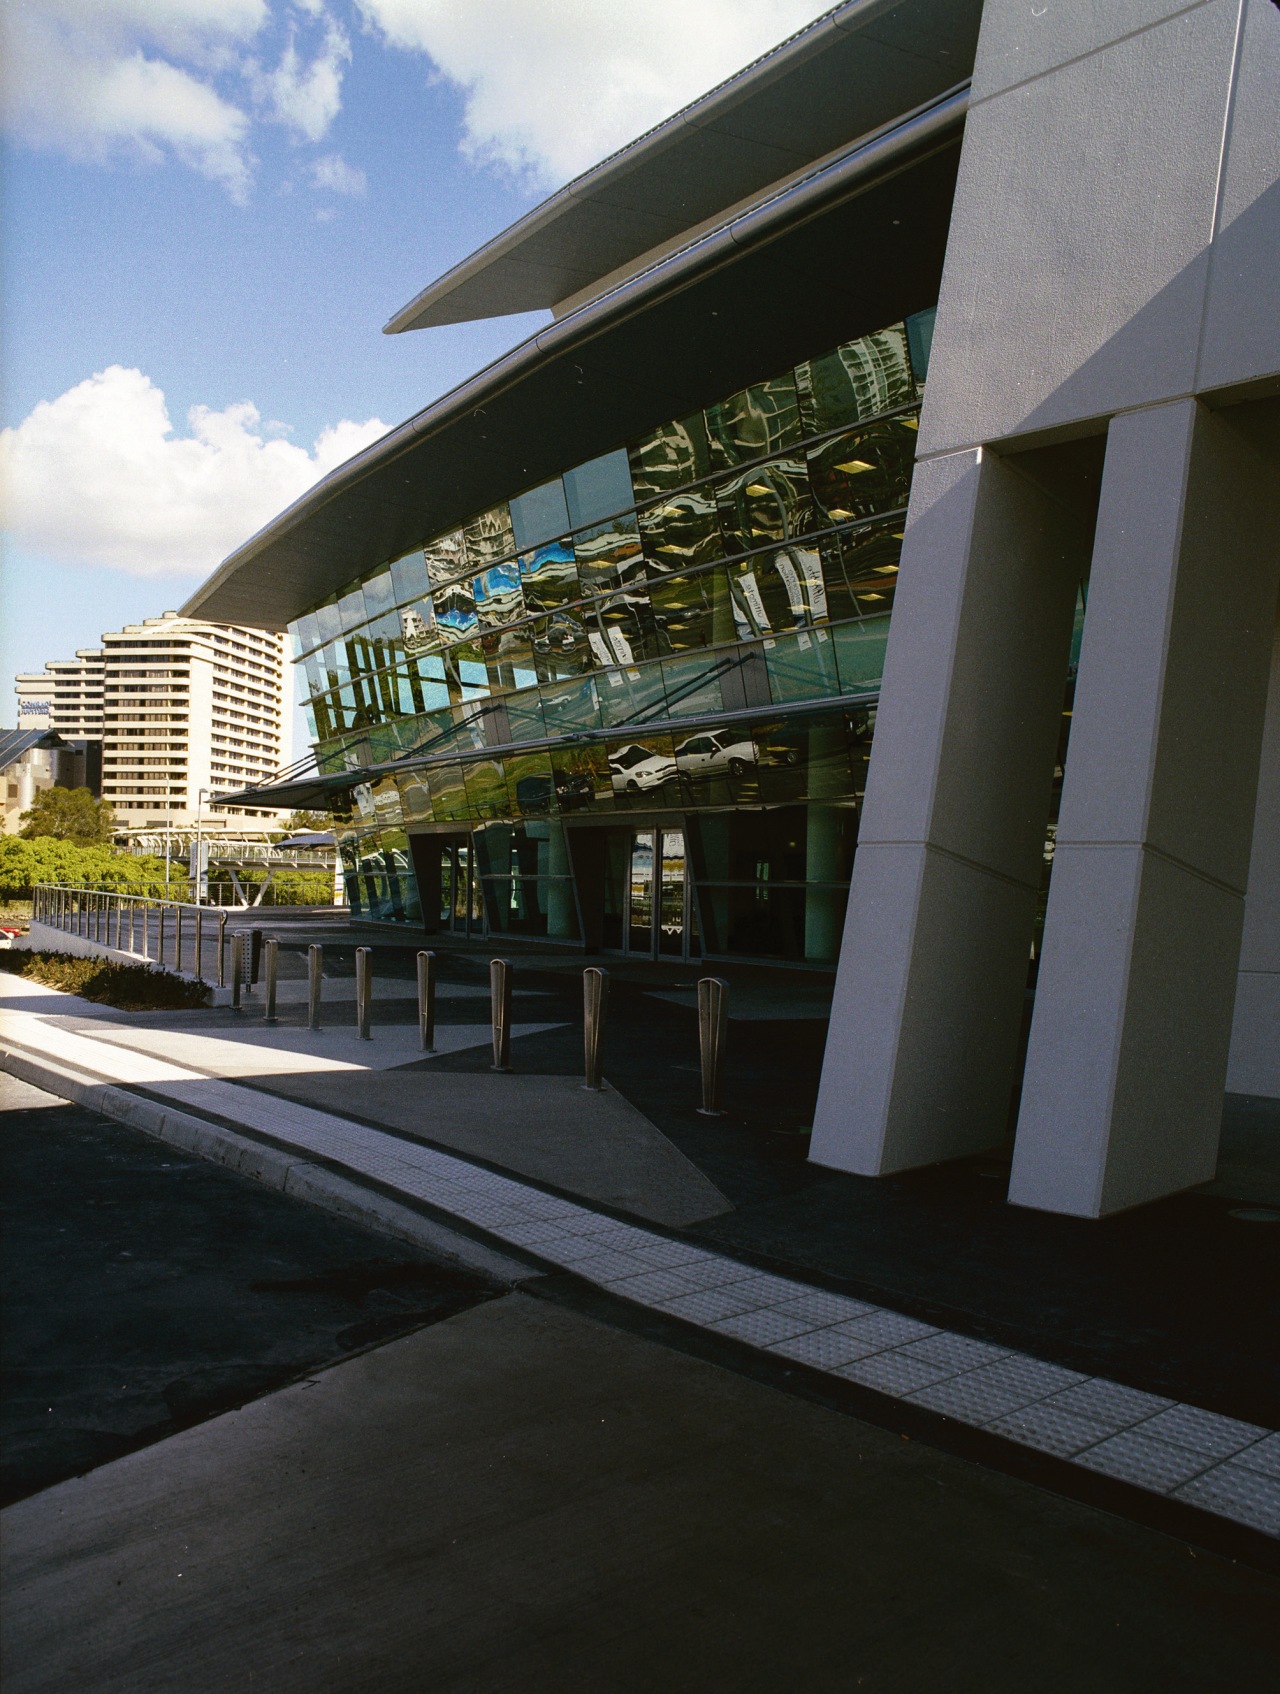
[
  {"left": 608, "top": 742, "right": 678, "bottom": 793},
  {"left": 675, "top": 729, "right": 757, "bottom": 779}
]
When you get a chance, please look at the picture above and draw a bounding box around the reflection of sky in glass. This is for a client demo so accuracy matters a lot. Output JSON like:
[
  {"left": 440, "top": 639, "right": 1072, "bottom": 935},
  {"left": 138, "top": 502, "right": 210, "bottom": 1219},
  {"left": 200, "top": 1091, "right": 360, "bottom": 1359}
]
[
  {"left": 432, "top": 581, "right": 478, "bottom": 643},
  {"left": 473, "top": 561, "right": 525, "bottom": 628}
]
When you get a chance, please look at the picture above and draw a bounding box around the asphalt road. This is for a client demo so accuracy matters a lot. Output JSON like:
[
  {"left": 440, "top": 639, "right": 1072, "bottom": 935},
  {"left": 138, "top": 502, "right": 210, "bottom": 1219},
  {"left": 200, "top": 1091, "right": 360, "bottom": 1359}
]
[{"left": 0, "top": 1071, "right": 500, "bottom": 1506}]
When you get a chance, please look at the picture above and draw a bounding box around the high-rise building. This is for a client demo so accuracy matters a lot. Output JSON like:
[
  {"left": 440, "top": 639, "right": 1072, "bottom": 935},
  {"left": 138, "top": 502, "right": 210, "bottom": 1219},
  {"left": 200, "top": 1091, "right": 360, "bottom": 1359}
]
[
  {"left": 96, "top": 613, "right": 289, "bottom": 830},
  {"left": 15, "top": 650, "right": 105, "bottom": 740}
]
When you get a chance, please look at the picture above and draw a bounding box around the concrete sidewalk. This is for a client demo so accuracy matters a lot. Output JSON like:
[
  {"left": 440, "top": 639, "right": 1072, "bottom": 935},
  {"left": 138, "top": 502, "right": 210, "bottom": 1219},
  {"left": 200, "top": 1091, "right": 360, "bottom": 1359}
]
[
  {"left": 4, "top": 1295, "right": 1275, "bottom": 1694},
  {"left": 2, "top": 979, "right": 1276, "bottom": 1551}
]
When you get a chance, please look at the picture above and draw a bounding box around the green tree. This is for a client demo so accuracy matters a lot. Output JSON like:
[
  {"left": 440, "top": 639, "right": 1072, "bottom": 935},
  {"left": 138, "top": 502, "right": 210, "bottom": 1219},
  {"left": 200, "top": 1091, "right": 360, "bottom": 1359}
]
[
  {"left": 0, "top": 837, "right": 187, "bottom": 901},
  {"left": 19, "top": 787, "right": 117, "bottom": 843}
]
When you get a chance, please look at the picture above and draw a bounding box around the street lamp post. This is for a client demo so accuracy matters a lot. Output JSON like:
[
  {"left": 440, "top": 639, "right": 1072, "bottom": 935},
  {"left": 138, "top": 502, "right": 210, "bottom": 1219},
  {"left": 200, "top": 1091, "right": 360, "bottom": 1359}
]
[{"left": 194, "top": 787, "right": 212, "bottom": 905}]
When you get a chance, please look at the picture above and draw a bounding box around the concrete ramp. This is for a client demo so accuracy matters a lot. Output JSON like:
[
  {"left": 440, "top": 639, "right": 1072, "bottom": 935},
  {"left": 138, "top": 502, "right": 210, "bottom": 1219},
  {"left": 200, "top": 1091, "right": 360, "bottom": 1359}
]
[{"left": 253, "top": 1067, "right": 733, "bottom": 1228}]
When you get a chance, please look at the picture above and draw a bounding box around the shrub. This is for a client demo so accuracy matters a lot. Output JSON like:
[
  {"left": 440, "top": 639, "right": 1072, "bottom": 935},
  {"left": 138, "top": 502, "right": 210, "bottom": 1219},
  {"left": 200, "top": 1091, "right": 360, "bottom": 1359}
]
[
  {"left": 0, "top": 838, "right": 188, "bottom": 901},
  {"left": 0, "top": 950, "right": 210, "bottom": 1010}
]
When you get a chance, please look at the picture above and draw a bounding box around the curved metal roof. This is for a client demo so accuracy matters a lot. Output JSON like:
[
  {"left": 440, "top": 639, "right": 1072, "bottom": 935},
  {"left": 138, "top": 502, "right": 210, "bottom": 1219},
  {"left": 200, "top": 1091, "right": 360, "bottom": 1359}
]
[
  {"left": 385, "top": 0, "right": 981, "bottom": 330},
  {"left": 183, "top": 89, "right": 965, "bottom": 632}
]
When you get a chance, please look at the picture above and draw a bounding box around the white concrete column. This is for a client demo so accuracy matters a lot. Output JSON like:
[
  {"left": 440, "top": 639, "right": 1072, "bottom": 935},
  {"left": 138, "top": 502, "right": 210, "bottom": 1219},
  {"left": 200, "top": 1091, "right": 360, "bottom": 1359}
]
[
  {"left": 810, "top": 445, "right": 1087, "bottom": 1175},
  {"left": 1228, "top": 602, "right": 1280, "bottom": 1098},
  {"left": 1010, "top": 400, "right": 1280, "bottom": 1217}
]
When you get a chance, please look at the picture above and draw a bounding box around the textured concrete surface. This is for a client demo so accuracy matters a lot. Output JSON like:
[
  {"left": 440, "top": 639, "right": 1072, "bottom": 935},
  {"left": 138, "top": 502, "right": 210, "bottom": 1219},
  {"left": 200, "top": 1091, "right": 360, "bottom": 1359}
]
[
  {"left": 3, "top": 1295, "right": 1275, "bottom": 1694},
  {"left": 256, "top": 1065, "right": 733, "bottom": 1227}
]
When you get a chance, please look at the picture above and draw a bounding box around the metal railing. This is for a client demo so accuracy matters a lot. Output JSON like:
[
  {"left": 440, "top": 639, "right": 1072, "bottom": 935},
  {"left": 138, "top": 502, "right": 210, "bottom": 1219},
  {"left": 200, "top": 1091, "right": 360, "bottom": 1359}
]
[{"left": 32, "top": 883, "right": 232, "bottom": 986}]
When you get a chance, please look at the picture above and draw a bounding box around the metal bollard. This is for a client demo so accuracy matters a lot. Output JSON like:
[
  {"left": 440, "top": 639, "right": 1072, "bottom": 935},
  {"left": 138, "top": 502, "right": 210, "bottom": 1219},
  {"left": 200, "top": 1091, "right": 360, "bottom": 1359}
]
[
  {"left": 355, "top": 947, "right": 372, "bottom": 1039},
  {"left": 230, "top": 933, "right": 244, "bottom": 1010},
  {"left": 157, "top": 905, "right": 167, "bottom": 969},
  {"left": 141, "top": 902, "right": 150, "bottom": 961},
  {"left": 417, "top": 950, "right": 437, "bottom": 1053},
  {"left": 194, "top": 908, "right": 203, "bottom": 980},
  {"left": 308, "top": 944, "right": 323, "bottom": 1031},
  {"left": 490, "top": 958, "right": 512, "bottom": 1072},
  {"left": 175, "top": 908, "right": 184, "bottom": 974},
  {"left": 582, "top": 967, "right": 609, "bottom": 1091},
  {"left": 263, "top": 938, "right": 279, "bottom": 1024},
  {"left": 217, "top": 912, "right": 227, "bottom": 987},
  {"left": 249, "top": 927, "right": 263, "bottom": 988},
  {"left": 696, "top": 976, "right": 730, "bottom": 1117}
]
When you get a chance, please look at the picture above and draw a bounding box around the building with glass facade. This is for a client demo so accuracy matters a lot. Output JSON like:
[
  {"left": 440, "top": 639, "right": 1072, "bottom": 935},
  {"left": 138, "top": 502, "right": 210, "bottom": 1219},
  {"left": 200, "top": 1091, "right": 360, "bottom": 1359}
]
[{"left": 188, "top": 0, "right": 1278, "bottom": 1218}]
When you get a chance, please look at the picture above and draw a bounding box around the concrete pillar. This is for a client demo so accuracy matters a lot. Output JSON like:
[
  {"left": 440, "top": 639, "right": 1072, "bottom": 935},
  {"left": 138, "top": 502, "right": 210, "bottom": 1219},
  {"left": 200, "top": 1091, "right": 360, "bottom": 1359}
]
[
  {"left": 1228, "top": 602, "right": 1280, "bottom": 1098},
  {"left": 1010, "top": 400, "right": 1280, "bottom": 1217},
  {"left": 810, "top": 446, "right": 1087, "bottom": 1175}
]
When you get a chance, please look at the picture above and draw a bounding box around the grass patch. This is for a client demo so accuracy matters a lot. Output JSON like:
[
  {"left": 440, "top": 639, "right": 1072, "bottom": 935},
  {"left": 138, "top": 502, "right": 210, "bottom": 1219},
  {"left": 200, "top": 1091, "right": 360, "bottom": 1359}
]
[{"left": 0, "top": 949, "right": 210, "bottom": 1010}]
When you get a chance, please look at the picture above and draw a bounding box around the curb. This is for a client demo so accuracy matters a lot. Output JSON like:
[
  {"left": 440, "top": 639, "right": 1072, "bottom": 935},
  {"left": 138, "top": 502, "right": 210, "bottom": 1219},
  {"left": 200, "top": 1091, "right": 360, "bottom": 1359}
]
[{"left": 0, "top": 1043, "right": 537, "bottom": 1287}]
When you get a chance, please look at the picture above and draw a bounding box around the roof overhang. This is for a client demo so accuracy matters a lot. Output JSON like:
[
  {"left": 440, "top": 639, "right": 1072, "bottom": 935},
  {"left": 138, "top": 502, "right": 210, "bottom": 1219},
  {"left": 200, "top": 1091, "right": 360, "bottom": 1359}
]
[
  {"left": 184, "top": 88, "right": 965, "bottom": 633},
  {"left": 384, "top": 0, "right": 981, "bottom": 330}
]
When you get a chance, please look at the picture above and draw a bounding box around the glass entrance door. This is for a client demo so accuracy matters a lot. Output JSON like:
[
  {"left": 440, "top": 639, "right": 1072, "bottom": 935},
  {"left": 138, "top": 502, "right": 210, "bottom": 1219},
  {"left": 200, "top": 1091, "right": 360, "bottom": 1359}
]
[
  {"left": 604, "top": 827, "right": 691, "bottom": 959},
  {"left": 439, "top": 838, "right": 484, "bottom": 937}
]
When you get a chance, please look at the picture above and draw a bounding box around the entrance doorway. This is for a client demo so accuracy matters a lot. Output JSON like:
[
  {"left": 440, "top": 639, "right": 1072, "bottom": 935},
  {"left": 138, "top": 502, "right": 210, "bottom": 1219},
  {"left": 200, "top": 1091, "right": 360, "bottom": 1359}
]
[
  {"left": 440, "top": 837, "right": 484, "bottom": 937},
  {"left": 602, "top": 827, "right": 695, "bottom": 959}
]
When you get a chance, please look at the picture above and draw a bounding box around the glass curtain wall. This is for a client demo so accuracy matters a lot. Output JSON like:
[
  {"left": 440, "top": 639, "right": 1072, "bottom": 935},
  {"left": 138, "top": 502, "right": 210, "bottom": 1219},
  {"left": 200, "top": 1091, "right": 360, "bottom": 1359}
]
[{"left": 290, "top": 312, "right": 938, "bottom": 957}]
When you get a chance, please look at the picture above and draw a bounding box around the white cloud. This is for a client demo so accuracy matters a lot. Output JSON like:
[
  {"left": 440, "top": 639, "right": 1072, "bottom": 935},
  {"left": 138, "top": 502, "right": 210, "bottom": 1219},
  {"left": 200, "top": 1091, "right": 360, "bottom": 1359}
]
[
  {"left": 0, "top": 366, "right": 389, "bottom": 579},
  {"left": 0, "top": 0, "right": 266, "bottom": 199},
  {"left": 356, "top": 0, "right": 835, "bottom": 185},
  {"left": 248, "top": 14, "right": 350, "bottom": 143},
  {"left": 312, "top": 152, "right": 367, "bottom": 196},
  {"left": 1, "top": 1, "right": 354, "bottom": 200}
]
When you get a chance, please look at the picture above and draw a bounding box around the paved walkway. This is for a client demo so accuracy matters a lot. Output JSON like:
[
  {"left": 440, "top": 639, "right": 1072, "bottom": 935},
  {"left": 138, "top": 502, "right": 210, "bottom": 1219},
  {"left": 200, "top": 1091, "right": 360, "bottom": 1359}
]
[
  {"left": 2, "top": 978, "right": 1276, "bottom": 1549},
  {"left": 5, "top": 1296, "right": 1275, "bottom": 1694}
]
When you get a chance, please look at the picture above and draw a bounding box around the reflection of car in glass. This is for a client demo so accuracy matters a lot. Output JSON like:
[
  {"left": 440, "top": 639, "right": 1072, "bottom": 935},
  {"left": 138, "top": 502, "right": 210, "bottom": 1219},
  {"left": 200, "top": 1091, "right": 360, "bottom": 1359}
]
[
  {"left": 608, "top": 742, "right": 677, "bottom": 793},
  {"left": 674, "top": 730, "right": 758, "bottom": 778},
  {"left": 552, "top": 767, "right": 596, "bottom": 810},
  {"left": 515, "top": 774, "right": 553, "bottom": 814}
]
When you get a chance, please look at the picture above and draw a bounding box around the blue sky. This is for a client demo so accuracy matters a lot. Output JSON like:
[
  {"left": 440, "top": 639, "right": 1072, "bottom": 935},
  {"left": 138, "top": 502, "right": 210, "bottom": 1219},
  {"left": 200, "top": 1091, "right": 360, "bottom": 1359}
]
[{"left": 0, "top": 1, "right": 829, "bottom": 756}]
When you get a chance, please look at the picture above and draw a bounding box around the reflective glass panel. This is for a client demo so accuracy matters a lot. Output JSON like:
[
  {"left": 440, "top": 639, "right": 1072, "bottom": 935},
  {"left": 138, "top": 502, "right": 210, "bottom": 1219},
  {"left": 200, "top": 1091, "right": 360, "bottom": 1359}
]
[
  {"left": 573, "top": 514, "right": 645, "bottom": 595},
  {"left": 832, "top": 616, "right": 891, "bottom": 695},
  {"left": 509, "top": 479, "right": 570, "bottom": 552},
  {"left": 714, "top": 456, "right": 813, "bottom": 555},
  {"left": 629, "top": 830, "right": 655, "bottom": 952},
  {"left": 540, "top": 673, "right": 600, "bottom": 736},
  {"left": 727, "top": 547, "right": 823, "bottom": 639},
  {"left": 818, "top": 519, "right": 903, "bottom": 621},
  {"left": 762, "top": 625, "right": 839, "bottom": 704},
  {"left": 462, "top": 505, "right": 516, "bottom": 569},
  {"left": 424, "top": 530, "right": 468, "bottom": 587},
  {"left": 705, "top": 373, "right": 802, "bottom": 470},
  {"left": 598, "top": 659, "right": 666, "bottom": 728},
  {"left": 519, "top": 540, "right": 580, "bottom": 615},
  {"left": 563, "top": 449, "right": 633, "bottom": 530},
  {"left": 808, "top": 417, "right": 916, "bottom": 525},
  {"left": 639, "top": 487, "right": 723, "bottom": 574},
  {"left": 389, "top": 549, "right": 428, "bottom": 606},
  {"left": 586, "top": 591, "right": 661, "bottom": 668},
  {"left": 551, "top": 741, "right": 609, "bottom": 811},
  {"left": 505, "top": 749, "right": 555, "bottom": 818},
  {"left": 675, "top": 725, "right": 758, "bottom": 806},
  {"left": 362, "top": 570, "right": 396, "bottom": 618},
  {"left": 482, "top": 626, "right": 537, "bottom": 696},
  {"left": 293, "top": 611, "right": 320, "bottom": 657},
  {"left": 658, "top": 829, "right": 686, "bottom": 957},
  {"left": 399, "top": 599, "right": 436, "bottom": 656},
  {"left": 795, "top": 324, "right": 915, "bottom": 435},
  {"left": 608, "top": 733, "right": 679, "bottom": 809},
  {"left": 315, "top": 598, "right": 342, "bottom": 645},
  {"left": 432, "top": 579, "right": 479, "bottom": 644},
  {"left": 337, "top": 583, "right": 366, "bottom": 634},
  {"left": 473, "top": 560, "right": 524, "bottom": 631},
  {"left": 426, "top": 761, "right": 470, "bottom": 823},
  {"left": 660, "top": 651, "right": 726, "bottom": 719},
  {"left": 649, "top": 565, "right": 733, "bottom": 652},
  {"left": 532, "top": 610, "right": 591, "bottom": 683},
  {"left": 463, "top": 756, "right": 507, "bottom": 820},
  {"left": 628, "top": 413, "right": 712, "bottom": 504},
  {"left": 905, "top": 308, "right": 935, "bottom": 384},
  {"left": 504, "top": 685, "right": 546, "bottom": 744}
]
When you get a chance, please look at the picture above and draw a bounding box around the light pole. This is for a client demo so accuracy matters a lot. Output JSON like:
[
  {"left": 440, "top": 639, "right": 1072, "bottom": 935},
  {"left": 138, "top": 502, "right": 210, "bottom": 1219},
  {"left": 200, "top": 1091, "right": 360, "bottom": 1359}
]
[{"left": 194, "top": 787, "right": 212, "bottom": 905}]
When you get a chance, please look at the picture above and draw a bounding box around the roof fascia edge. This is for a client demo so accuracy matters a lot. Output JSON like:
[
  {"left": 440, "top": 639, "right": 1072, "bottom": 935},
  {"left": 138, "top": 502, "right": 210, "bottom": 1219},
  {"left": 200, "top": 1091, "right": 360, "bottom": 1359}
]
[
  {"left": 382, "top": 0, "right": 906, "bottom": 334},
  {"left": 183, "top": 86, "right": 965, "bottom": 626}
]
